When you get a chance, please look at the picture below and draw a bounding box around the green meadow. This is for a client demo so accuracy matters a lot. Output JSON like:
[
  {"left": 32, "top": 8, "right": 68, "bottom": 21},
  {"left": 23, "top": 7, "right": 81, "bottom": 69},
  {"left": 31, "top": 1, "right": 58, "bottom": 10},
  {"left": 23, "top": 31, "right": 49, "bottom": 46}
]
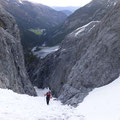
[{"left": 29, "top": 29, "right": 43, "bottom": 36}]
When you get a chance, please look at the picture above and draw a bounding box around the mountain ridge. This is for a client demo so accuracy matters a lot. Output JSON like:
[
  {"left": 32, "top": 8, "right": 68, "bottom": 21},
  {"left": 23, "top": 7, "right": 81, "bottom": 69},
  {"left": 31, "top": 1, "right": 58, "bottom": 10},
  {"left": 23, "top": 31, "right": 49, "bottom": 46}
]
[
  {"left": 47, "top": 0, "right": 119, "bottom": 46},
  {"left": 0, "top": 0, "right": 67, "bottom": 50}
]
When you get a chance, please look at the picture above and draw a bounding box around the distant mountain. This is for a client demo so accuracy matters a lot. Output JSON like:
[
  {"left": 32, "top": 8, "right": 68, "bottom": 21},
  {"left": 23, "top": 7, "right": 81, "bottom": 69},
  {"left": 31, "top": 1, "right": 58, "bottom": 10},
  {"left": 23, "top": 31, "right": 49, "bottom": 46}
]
[
  {"left": 0, "top": 0, "right": 67, "bottom": 50},
  {"left": 60, "top": 10, "right": 72, "bottom": 16},
  {"left": 52, "top": 6, "right": 80, "bottom": 12},
  {"left": 48, "top": 0, "right": 119, "bottom": 46}
]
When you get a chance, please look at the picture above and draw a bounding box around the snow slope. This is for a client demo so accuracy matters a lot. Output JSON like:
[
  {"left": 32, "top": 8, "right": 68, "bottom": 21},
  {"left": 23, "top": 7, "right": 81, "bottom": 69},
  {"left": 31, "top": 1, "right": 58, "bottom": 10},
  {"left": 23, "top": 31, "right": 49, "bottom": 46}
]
[
  {"left": 0, "top": 77, "right": 120, "bottom": 120},
  {"left": 0, "top": 88, "right": 73, "bottom": 120},
  {"left": 73, "top": 76, "right": 120, "bottom": 120}
]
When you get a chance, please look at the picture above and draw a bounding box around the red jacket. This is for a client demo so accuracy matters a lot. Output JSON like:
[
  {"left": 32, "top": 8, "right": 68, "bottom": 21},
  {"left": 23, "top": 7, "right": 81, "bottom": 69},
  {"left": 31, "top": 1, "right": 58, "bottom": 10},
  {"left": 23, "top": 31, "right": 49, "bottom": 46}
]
[{"left": 44, "top": 92, "right": 52, "bottom": 99}]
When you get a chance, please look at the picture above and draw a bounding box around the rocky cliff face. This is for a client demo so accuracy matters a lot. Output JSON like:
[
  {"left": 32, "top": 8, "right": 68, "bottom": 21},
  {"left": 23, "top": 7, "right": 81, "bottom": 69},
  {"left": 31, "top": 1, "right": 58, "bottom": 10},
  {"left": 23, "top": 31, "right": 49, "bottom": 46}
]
[
  {"left": 30, "top": 2, "right": 120, "bottom": 105},
  {"left": 0, "top": 5, "right": 36, "bottom": 96}
]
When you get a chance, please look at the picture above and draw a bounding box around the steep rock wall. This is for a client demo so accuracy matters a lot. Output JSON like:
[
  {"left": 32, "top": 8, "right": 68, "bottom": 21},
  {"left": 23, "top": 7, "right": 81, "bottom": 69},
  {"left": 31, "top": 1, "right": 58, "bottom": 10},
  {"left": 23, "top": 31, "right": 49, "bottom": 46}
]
[
  {"left": 0, "top": 5, "right": 36, "bottom": 96},
  {"left": 30, "top": 2, "right": 120, "bottom": 105}
]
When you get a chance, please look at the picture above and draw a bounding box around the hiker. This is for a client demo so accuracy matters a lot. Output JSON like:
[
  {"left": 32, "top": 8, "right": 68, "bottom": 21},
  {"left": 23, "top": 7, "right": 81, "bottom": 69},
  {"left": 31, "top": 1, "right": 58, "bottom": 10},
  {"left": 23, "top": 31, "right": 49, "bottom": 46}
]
[{"left": 44, "top": 91, "right": 52, "bottom": 105}]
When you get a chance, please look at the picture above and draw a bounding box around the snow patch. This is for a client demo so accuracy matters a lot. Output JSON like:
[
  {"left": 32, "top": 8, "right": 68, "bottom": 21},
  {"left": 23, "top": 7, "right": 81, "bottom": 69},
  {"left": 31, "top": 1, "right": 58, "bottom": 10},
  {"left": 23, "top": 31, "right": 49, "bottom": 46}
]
[
  {"left": 74, "top": 21, "right": 99, "bottom": 37},
  {"left": 0, "top": 88, "right": 74, "bottom": 120},
  {"left": 114, "top": 2, "right": 117, "bottom": 6},
  {"left": 75, "top": 26, "right": 86, "bottom": 36},
  {"left": 0, "top": 76, "right": 120, "bottom": 119},
  {"left": 72, "top": 76, "right": 120, "bottom": 120},
  {"left": 34, "top": 87, "right": 50, "bottom": 96},
  {"left": 88, "top": 25, "right": 96, "bottom": 32},
  {"left": 18, "top": 0, "right": 23, "bottom": 4}
]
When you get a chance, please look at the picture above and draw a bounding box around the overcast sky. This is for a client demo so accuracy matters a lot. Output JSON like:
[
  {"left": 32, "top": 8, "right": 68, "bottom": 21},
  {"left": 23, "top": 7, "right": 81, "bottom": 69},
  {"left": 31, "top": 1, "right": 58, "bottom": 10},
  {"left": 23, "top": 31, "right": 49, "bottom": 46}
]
[{"left": 27, "top": 0, "right": 92, "bottom": 7}]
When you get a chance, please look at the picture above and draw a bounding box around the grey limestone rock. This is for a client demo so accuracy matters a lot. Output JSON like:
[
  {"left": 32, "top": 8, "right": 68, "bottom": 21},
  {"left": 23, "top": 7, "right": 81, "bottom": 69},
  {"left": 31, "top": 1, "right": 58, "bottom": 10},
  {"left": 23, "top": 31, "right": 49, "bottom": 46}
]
[
  {"left": 0, "top": 5, "right": 36, "bottom": 96},
  {"left": 59, "top": 3, "right": 120, "bottom": 105},
  {"left": 30, "top": 2, "right": 120, "bottom": 105}
]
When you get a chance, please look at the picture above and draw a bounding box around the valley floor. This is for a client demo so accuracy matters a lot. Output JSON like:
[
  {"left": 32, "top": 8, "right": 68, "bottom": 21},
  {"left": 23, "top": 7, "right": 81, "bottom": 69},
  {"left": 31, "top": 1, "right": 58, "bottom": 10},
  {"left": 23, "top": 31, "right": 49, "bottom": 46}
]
[{"left": 0, "top": 77, "right": 120, "bottom": 120}]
